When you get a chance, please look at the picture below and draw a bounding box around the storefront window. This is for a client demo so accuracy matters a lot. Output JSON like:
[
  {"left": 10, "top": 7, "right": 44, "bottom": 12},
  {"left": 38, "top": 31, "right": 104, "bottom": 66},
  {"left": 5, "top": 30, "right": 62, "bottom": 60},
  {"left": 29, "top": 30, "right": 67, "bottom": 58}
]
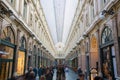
[
  {"left": 0, "top": 46, "right": 13, "bottom": 80},
  {"left": 101, "top": 26, "right": 114, "bottom": 80},
  {"left": 17, "top": 36, "right": 26, "bottom": 76},
  {"left": 17, "top": 51, "right": 25, "bottom": 76},
  {"left": 0, "top": 26, "right": 15, "bottom": 80}
]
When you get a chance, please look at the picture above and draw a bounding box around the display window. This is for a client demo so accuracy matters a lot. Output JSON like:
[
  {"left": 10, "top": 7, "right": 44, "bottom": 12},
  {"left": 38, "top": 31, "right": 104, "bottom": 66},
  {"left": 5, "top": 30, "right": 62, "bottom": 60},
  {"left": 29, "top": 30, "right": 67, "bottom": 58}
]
[
  {"left": 16, "top": 51, "right": 25, "bottom": 76},
  {"left": 101, "top": 26, "right": 117, "bottom": 80},
  {"left": 0, "top": 26, "right": 15, "bottom": 80}
]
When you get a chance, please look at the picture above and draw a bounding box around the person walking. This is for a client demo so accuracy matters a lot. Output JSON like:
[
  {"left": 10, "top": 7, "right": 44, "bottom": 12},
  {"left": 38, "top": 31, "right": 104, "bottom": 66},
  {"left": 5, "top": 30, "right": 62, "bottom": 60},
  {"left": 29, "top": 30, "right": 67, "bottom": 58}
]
[
  {"left": 33, "top": 67, "right": 37, "bottom": 77},
  {"left": 77, "top": 67, "right": 83, "bottom": 75},
  {"left": 26, "top": 71, "right": 35, "bottom": 80},
  {"left": 45, "top": 69, "right": 53, "bottom": 80},
  {"left": 25, "top": 66, "right": 34, "bottom": 80},
  {"left": 38, "top": 66, "right": 42, "bottom": 78}
]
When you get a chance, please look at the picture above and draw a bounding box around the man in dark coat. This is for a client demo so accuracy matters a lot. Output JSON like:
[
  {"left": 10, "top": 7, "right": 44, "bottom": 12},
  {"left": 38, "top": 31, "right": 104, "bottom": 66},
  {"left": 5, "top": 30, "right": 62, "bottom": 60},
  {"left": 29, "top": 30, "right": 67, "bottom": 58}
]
[
  {"left": 33, "top": 67, "right": 37, "bottom": 77},
  {"left": 45, "top": 69, "right": 53, "bottom": 80}
]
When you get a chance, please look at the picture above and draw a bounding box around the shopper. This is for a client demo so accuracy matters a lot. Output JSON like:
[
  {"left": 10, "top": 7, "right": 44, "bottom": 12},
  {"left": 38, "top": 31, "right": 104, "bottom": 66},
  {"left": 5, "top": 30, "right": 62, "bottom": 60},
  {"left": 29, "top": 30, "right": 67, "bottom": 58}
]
[
  {"left": 25, "top": 66, "right": 33, "bottom": 80},
  {"left": 26, "top": 71, "right": 35, "bottom": 80},
  {"left": 45, "top": 69, "right": 53, "bottom": 80}
]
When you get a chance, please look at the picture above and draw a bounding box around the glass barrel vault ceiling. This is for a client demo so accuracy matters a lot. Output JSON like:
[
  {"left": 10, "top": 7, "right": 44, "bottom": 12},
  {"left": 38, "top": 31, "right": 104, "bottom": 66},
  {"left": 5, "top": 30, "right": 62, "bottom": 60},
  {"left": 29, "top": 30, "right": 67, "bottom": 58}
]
[{"left": 40, "top": 0, "right": 78, "bottom": 48}]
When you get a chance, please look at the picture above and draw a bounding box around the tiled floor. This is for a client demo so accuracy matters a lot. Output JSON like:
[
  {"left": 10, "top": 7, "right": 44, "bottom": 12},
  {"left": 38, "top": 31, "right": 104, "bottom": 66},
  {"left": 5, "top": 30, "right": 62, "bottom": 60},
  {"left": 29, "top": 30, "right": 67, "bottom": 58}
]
[{"left": 53, "top": 68, "right": 78, "bottom": 80}]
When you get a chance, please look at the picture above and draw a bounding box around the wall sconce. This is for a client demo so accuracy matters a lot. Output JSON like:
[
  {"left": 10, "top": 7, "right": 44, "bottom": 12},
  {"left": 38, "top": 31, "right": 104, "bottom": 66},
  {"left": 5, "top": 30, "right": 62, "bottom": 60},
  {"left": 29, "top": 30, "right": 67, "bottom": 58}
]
[
  {"left": 38, "top": 42, "right": 42, "bottom": 45},
  {"left": 83, "top": 32, "right": 88, "bottom": 39},
  {"left": 0, "top": 8, "right": 15, "bottom": 20},
  {"left": 31, "top": 34, "right": 36, "bottom": 40},
  {"left": 99, "top": 9, "right": 114, "bottom": 19},
  {"left": 33, "top": 36, "right": 36, "bottom": 40},
  {"left": 81, "top": 36, "right": 84, "bottom": 40},
  {"left": 102, "top": 9, "right": 114, "bottom": 15}
]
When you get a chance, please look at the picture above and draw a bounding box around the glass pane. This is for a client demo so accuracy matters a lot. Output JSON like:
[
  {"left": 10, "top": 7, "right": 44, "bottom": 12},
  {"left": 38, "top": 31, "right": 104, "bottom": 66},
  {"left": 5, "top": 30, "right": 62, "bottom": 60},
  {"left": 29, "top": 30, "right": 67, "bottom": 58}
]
[
  {"left": 102, "top": 27, "right": 113, "bottom": 44},
  {"left": 17, "top": 51, "right": 25, "bottom": 76},
  {"left": 102, "top": 47, "right": 112, "bottom": 79},
  {"left": 0, "top": 46, "right": 13, "bottom": 80},
  {"left": 1, "top": 27, "right": 15, "bottom": 44},
  {"left": 0, "top": 45, "right": 14, "bottom": 59},
  {"left": 23, "top": 2, "right": 27, "bottom": 18}
]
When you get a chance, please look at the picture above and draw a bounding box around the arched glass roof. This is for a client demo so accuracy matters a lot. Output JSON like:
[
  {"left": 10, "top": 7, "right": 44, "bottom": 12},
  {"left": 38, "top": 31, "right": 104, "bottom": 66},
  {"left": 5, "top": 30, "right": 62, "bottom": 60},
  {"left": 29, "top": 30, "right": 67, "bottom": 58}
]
[{"left": 40, "top": 0, "right": 78, "bottom": 46}]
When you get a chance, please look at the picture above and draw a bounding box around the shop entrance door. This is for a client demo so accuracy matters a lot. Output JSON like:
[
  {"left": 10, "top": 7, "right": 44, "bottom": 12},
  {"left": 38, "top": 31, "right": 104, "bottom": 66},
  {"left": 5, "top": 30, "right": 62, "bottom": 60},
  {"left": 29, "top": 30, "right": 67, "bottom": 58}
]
[{"left": 101, "top": 45, "right": 117, "bottom": 80}]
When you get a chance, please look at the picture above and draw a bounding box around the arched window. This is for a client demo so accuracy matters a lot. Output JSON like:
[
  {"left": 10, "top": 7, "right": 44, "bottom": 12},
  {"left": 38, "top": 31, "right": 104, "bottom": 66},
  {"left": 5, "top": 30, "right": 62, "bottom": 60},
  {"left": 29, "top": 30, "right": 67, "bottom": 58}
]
[
  {"left": 23, "top": 0, "right": 27, "bottom": 19},
  {"left": 101, "top": 26, "right": 113, "bottom": 44},
  {"left": 7, "top": 0, "right": 15, "bottom": 5},
  {"left": 104, "top": 0, "right": 107, "bottom": 3},
  {"left": 33, "top": 45, "right": 36, "bottom": 54},
  {"left": 33, "top": 45, "right": 37, "bottom": 67},
  {"left": 20, "top": 36, "right": 26, "bottom": 49},
  {"left": 1, "top": 26, "right": 15, "bottom": 44}
]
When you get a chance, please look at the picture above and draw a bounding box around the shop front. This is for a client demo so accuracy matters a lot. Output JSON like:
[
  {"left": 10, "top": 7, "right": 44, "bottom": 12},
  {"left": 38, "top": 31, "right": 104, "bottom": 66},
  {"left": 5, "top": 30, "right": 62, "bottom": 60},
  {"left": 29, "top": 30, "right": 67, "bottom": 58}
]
[
  {"left": 0, "top": 26, "right": 16, "bottom": 80},
  {"left": 100, "top": 26, "right": 117, "bottom": 80},
  {"left": 16, "top": 36, "right": 26, "bottom": 76}
]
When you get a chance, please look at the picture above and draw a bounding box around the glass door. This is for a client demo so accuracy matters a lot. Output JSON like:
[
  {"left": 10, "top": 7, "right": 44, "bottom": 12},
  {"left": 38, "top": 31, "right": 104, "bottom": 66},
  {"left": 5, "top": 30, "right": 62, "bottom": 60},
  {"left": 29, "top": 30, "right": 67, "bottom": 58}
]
[{"left": 101, "top": 46, "right": 115, "bottom": 80}]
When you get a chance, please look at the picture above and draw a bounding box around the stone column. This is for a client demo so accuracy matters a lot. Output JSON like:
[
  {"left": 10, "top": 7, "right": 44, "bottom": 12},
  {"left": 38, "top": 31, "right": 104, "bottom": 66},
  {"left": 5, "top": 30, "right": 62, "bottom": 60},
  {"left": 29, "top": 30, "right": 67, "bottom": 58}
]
[
  {"left": 24, "top": 36, "right": 30, "bottom": 71},
  {"left": 31, "top": 41, "right": 34, "bottom": 68},
  {"left": 0, "top": 16, "right": 3, "bottom": 39},
  {"left": 96, "top": 26, "right": 102, "bottom": 76},
  {"left": 36, "top": 47, "right": 38, "bottom": 68},
  {"left": 112, "top": 14, "right": 120, "bottom": 76},
  {"left": 13, "top": 28, "right": 21, "bottom": 76}
]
